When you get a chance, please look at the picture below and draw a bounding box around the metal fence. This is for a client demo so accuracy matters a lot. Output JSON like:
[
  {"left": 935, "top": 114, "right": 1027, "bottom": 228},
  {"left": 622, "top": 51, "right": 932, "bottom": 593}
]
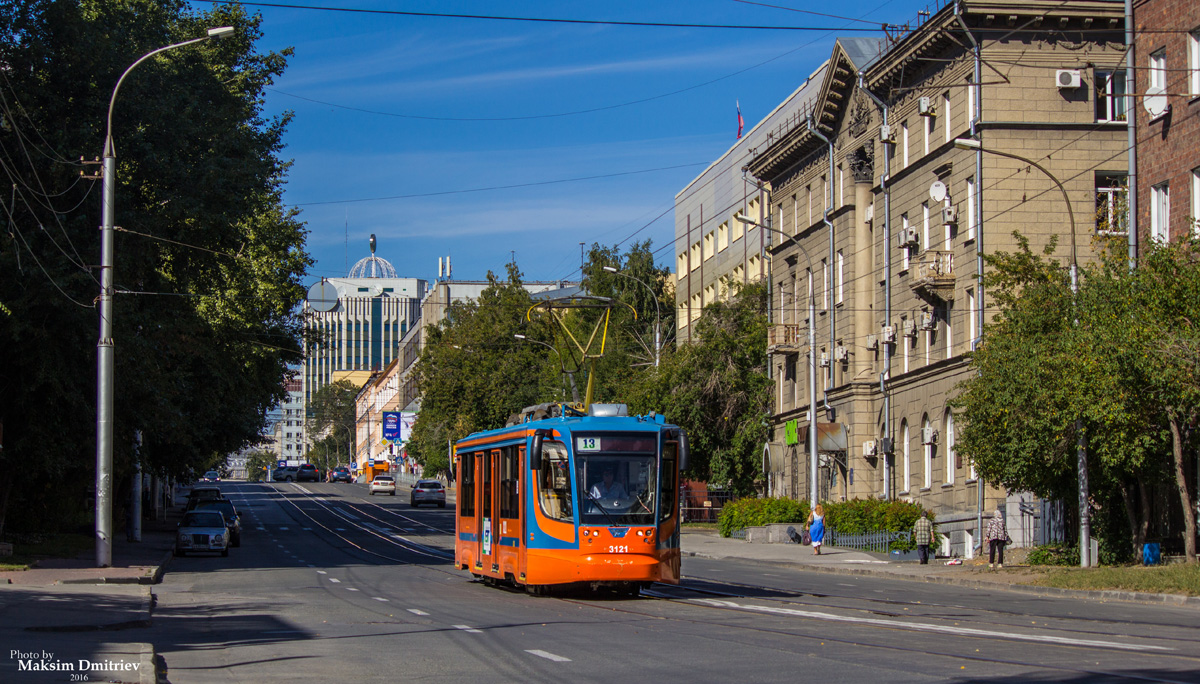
[
  {"left": 826, "top": 528, "right": 912, "bottom": 554},
  {"left": 681, "top": 490, "right": 738, "bottom": 523}
]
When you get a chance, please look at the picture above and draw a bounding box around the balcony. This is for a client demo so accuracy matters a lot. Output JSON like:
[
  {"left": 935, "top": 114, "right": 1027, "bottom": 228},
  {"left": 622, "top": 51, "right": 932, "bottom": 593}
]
[
  {"left": 768, "top": 323, "right": 805, "bottom": 353},
  {"left": 911, "top": 250, "right": 954, "bottom": 302}
]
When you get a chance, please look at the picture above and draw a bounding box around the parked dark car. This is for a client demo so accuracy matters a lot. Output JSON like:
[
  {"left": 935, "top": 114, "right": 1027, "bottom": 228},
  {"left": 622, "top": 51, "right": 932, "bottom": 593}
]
[
  {"left": 272, "top": 466, "right": 298, "bottom": 482},
  {"left": 296, "top": 463, "right": 320, "bottom": 482},
  {"left": 186, "top": 486, "right": 224, "bottom": 510},
  {"left": 193, "top": 498, "right": 242, "bottom": 547},
  {"left": 329, "top": 466, "right": 352, "bottom": 483}
]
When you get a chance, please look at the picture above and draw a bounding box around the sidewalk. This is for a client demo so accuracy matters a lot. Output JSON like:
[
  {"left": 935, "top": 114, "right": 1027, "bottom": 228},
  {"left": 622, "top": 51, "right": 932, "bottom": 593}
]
[
  {"left": 680, "top": 528, "right": 1200, "bottom": 607},
  {"left": 0, "top": 515, "right": 177, "bottom": 684}
]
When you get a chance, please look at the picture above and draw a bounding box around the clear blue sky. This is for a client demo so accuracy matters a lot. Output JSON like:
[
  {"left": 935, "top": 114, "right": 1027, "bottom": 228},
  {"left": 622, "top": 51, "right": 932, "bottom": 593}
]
[{"left": 197, "top": 1, "right": 932, "bottom": 286}]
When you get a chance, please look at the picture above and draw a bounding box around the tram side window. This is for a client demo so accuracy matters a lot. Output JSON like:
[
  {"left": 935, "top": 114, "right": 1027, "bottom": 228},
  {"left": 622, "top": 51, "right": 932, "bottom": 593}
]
[
  {"left": 460, "top": 452, "right": 475, "bottom": 517},
  {"left": 500, "top": 446, "right": 520, "bottom": 519},
  {"left": 537, "top": 440, "right": 573, "bottom": 522},
  {"left": 482, "top": 450, "right": 494, "bottom": 519},
  {"left": 660, "top": 443, "right": 678, "bottom": 523}
]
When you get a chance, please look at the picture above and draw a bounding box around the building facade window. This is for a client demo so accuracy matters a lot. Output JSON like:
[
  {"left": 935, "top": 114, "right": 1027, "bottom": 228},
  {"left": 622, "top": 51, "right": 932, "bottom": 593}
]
[
  {"left": 718, "top": 222, "right": 729, "bottom": 252},
  {"left": 690, "top": 242, "right": 701, "bottom": 271},
  {"left": 1151, "top": 182, "right": 1170, "bottom": 242},
  {"left": 821, "top": 258, "right": 829, "bottom": 310},
  {"left": 922, "top": 202, "right": 931, "bottom": 249},
  {"left": 901, "top": 121, "right": 910, "bottom": 168},
  {"left": 924, "top": 113, "right": 933, "bottom": 156},
  {"left": 1150, "top": 49, "right": 1167, "bottom": 92},
  {"left": 966, "top": 177, "right": 977, "bottom": 241},
  {"left": 1192, "top": 168, "right": 1200, "bottom": 236},
  {"left": 1191, "top": 29, "right": 1200, "bottom": 96},
  {"left": 1096, "top": 174, "right": 1128, "bottom": 235},
  {"left": 1094, "top": 70, "right": 1127, "bottom": 122},
  {"left": 943, "top": 92, "right": 952, "bottom": 142},
  {"left": 901, "top": 214, "right": 911, "bottom": 271},
  {"left": 901, "top": 421, "right": 911, "bottom": 494},
  {"left": 967, "top": 288, "right": 977, "bottom": 345},
  {"left": 945, "top": 410, "right": 956, "bottom": 486},
  {"left": 703, "top": 232, "right": 715, "bottom": 260},
  {"left": 922, "top": 415, "right": 933, "bottom": 490},
  {"left": 836, "top": 250, "right": 844, "bottom": 305}
]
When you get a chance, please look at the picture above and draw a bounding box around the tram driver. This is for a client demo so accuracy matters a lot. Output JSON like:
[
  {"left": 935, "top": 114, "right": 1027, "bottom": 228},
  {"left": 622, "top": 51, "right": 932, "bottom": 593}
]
[{"left": 589, "top": 465, "right": 627, "bottom": 500}]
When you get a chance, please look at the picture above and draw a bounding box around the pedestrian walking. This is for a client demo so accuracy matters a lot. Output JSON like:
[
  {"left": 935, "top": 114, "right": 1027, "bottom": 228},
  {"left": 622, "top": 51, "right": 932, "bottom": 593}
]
[
  {"left": 985, "top": 508, "right": 1008, "bottom": 568},
  {"left": 913, "top": 511, "right": 934, "bottom": 565},
  {"left": 807, "top": 504, "right": 826, "bottom": 555}
]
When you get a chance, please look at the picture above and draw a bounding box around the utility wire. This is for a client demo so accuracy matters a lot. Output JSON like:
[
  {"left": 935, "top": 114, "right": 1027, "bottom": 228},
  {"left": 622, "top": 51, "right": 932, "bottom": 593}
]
[{"left": 208, "top": 1, "right": 885, "bottom": 32}]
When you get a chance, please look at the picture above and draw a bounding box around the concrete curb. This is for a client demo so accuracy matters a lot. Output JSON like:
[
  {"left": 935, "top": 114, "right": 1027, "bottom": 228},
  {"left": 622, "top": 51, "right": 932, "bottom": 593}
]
[{"left": 683, "top": 551, "right": 1200, "bottom": 607}]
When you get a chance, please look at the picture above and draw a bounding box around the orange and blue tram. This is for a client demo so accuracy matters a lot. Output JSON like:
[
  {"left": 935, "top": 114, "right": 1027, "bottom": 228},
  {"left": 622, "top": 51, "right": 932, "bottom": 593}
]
[{"left": 454, "top": 403, "right": 688, "bottom": 594}]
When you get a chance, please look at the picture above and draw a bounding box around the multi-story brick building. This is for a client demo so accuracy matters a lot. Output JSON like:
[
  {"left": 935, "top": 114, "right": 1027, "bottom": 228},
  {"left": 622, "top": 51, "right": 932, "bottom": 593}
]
[
  {"left": 745, "top": 0, "right": 1129, "bottom": 556},
  {"left": 1132, "top": 0, "right": 1200, "bottom": 242}
]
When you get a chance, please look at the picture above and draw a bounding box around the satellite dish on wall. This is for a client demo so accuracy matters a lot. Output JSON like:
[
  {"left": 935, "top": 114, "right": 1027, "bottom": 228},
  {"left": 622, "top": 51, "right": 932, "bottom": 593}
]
[
  {"left": 929, "top": 180, "right": 947, "bottom": 203},
  {"left": 1143, "top": 85, "right": 1168, "bottom": 118},
  {"left": 306, "top": 279, "right": 338, "bottom": 313}
]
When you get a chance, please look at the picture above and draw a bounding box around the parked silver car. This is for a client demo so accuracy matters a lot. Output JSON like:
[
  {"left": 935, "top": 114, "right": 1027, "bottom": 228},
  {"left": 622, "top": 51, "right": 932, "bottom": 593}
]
[
  {"left": 410, "top": 479, "right": 446, "bottom": 508},
  {"left": 175, "top": 510, "right": 230, "bottom": 557}
]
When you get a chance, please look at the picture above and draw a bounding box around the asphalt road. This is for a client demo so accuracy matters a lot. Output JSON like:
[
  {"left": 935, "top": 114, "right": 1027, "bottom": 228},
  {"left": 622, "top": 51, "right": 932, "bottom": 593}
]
[{"left": 133, "top": 482, "right": 1200, "bottom": 683}]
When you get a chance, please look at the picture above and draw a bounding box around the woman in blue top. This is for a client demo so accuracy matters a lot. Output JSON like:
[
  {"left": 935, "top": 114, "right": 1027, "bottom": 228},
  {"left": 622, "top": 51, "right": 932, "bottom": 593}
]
[{"left": 807, "top": 504, "right": 826, "bottom": 555}]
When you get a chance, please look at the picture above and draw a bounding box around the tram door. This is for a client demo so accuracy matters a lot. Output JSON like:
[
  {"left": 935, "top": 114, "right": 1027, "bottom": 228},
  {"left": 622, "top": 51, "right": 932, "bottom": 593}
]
[
  {"left": 480, "top": 449, "right": 495, "bottom": 575},
  {"left": 497, "top": 445, "right": 523, "bottom": 582}
]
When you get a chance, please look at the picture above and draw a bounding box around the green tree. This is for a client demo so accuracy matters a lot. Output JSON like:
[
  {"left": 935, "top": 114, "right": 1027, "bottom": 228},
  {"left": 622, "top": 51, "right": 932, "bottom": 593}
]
[
  {"left": 632, "top": 279, "right": 771, "bottom": 494},
  {"left": 409, "top": 263, "right": 557, "bottom": 476},
  {"left": 244, "top": 449, "right": 276, "bottom": 482},
  {"left": 0, "top": 1, "right": 307, "bottom": 534},
  {"left": 305, "top": 379, "right": 358, "bottom": 470},
  {"left": 953, "top": 233, "right": 1198, "bottom": 562}
]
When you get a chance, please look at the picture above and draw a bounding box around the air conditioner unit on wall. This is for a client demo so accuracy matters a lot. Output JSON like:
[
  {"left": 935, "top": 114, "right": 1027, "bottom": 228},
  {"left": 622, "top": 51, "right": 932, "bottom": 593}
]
[
  {"left": 918, "top": 96, "right": 936, "bottom": 116},
  {"left": 834, "top": 345, "right": 848, "bottom": 362},
  {"left": 819, "top": 352, "right": 830, "bottom": 368},
  {"left": 1056, "top": 69, "right": 1082, "bottom": 89},
  {"left": 922, "top": 427, "right": 939, "bottom": 445},
  {"left": 863, "top": 440, "right": 877, "bottom": 457},
  {"left": 881, "top": 325, "right": 896, "bottom": 343},
  {"left": 942, "top": 206, "right": 958, "bottom": 225},
  {"left": 866, "top": 334, "right": 879, "bottom": 350},
  {"left": 919, "top": 311, "right": 936, "bottom": 330},
  {"left": 903, "top": 319, "right": 917, "bottom": 338},
  {"left": 880, "top": 124, "right": 896, "bottom": 144},
  {"left": 906, "top": 226, "right": 921, "bottom": 246}
]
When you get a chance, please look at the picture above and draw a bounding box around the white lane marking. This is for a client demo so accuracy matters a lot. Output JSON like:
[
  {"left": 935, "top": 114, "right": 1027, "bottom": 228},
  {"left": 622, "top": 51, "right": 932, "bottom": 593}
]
[
  {"left": 256, "top": 527, "right": 266, "bottom": 531},
  {"left": 692, "top": 599, "right": 1174, "bottom": 652},
  {"left": 526, "top": 650, "right": 571, "bottom": 663},
  {"left": 837, "top": 583, "right": 856, "bottom": 587},
  {"left": 303, "top": 527, "right": 312, "bottom": 531},
  {"left": 316, "top": 570, "right": 327, "bottom": 575},
  {"left": 328, "top": 578, "right": 341, "bottom": 583},
  {"left": 295, "top": 485, "right": 313, "bottom": 494},
  {"left": 279, "top": 527, "right": 289, "bottom": 531},
  {"left": 336, "top": 528, "right": 346, "bottom": 532},
  {"left": 374, "top": 597, "right": 390, "bottom": 602},
  {"left": 407, "top": 609, "right": 428, "bottom": 616},
  {"left": 338, "top": 509, "right": 360, "bottom": 521},
  {"left": 453, "top": 625, "right": 483, "bottom": 634},
  {"left": 346, "top": 588, "right": 359, "bottom": 592}
]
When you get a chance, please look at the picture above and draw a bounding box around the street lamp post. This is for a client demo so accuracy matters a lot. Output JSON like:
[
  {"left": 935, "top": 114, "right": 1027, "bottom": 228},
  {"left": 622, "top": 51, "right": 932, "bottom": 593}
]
[
  {"left": 953, "top": 138, "right": 1089, "bottom": 568},
  {"left": 94, "top": 26, "right": 234, "bottom": 567},
  {"left": 736, "top": 215, "right": 820, "bottom": 512},
  {"left": 515, "top": 334, "right": 580, "bottom": 403},
  {"left": 601, "top": 266, "right": 662, "bottom": 368}
]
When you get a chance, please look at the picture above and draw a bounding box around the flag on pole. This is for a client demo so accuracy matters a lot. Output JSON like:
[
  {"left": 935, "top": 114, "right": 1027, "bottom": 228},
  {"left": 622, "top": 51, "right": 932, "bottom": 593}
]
[{"left": 737, "top": 101, "right": 744, "bottom": 139}]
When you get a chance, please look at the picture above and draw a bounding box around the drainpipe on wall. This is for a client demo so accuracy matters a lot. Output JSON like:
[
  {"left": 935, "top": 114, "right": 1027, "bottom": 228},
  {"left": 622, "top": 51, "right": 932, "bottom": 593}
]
[
  {"left": 955, "top": 0, "right": 987, "bottom": 558},
  {"left": 858, "top": 75, "right": 893, "bottom": 501},
  {"left": 806, "top": 114, "right": 836, "bottom": 411},
  {"left": 1125, "top": 0, "right": 1136, "bottom": 270}
]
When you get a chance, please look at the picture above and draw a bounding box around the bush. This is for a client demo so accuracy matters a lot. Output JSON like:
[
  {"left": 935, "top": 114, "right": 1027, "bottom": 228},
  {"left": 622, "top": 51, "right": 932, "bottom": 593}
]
[
  {"left": 718, "top": 497, "right": 810, "bottom": 537},
  {"left": 823, "top": 498, "right": 937, "bottom": 552},
  {"left": 1027, "top": 543, "right": 1080, "bottom": 566}
]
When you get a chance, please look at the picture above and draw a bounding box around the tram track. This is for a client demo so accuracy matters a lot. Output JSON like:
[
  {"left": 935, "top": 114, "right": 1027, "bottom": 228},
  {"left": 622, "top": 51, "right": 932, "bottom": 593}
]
[{"left": 254, "top": 483, "right": 1200, "bottom": 680}]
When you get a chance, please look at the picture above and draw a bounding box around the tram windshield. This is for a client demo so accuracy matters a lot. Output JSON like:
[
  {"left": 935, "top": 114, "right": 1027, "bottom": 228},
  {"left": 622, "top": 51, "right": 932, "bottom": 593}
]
[{"left": 574, "top": 433, "right": 658, "bottom": 526}]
